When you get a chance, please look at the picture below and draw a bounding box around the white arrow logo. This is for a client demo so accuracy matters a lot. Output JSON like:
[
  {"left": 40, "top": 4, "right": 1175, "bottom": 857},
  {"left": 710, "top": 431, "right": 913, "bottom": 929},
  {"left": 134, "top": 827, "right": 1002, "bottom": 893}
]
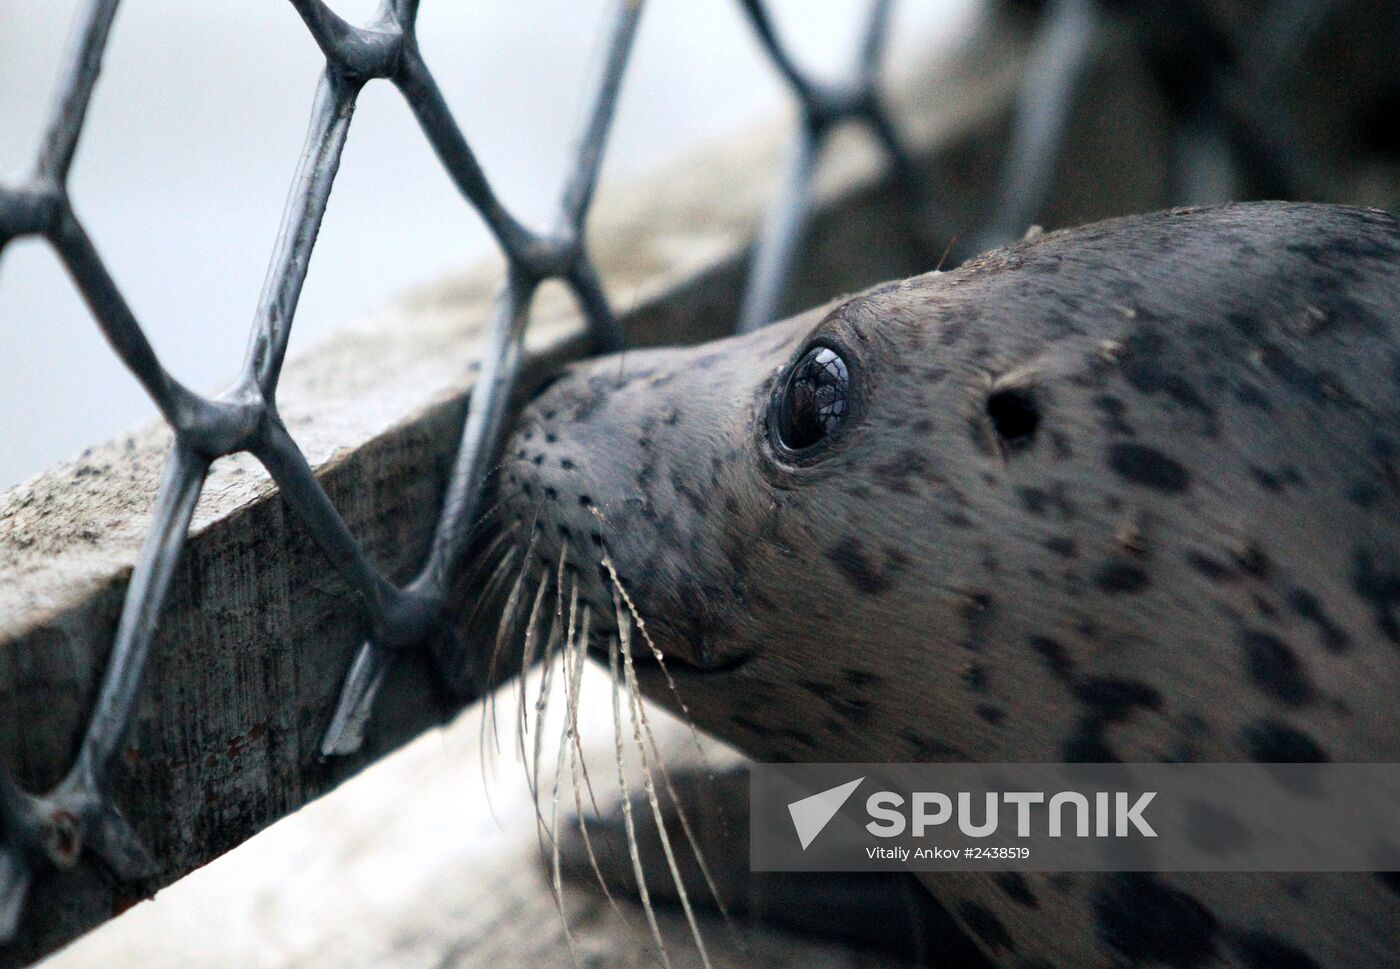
[{"left": 787, "top": 777, "right": 864, "bottom": 850}]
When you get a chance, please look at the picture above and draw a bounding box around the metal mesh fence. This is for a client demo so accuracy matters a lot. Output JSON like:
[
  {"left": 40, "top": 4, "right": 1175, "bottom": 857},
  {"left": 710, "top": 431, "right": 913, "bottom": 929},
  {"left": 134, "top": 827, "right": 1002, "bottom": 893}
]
[
  {"left": 0, "top": 0, "right": 931, "bottom": 940},
  {"left": 0, "top": 0, "right": 1339, "bottom": 946}
]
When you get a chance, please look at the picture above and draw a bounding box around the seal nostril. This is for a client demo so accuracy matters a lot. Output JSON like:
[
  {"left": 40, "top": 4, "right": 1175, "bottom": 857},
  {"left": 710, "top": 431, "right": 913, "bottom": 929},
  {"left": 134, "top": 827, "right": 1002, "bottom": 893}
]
[
  {"left": 578, "top": 494, "right": 592, "bottom": 507},
  {"left": 591, "top": 532, "right": 604, "bottom": 547},
  {"left": 988, "top": 387, "right": 1040, "bottom": 447}
]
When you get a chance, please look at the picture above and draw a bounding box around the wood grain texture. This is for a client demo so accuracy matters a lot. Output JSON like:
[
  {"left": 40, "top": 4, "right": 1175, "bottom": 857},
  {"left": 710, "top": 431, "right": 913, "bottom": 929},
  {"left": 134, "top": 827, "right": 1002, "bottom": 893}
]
[
  {"left": 0, "top": 10, "right": 1177, "bottom": 965},
  {"left": 41, "top": 684, "right": 907, "bottom": 969}
]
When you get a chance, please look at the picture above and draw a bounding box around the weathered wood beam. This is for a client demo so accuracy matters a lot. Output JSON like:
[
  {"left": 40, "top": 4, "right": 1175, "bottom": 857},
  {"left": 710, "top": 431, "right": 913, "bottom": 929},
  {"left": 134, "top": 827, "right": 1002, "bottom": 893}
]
[{"left": 0, "top": 10, "right": 1176, "bottom": 965}]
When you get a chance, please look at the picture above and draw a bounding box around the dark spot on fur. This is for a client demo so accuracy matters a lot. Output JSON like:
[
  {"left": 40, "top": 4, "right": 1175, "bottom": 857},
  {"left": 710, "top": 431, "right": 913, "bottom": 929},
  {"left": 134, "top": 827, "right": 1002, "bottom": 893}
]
[
  {"left": 874, "top": 449, "right": 931, "bottom": 494},
  {"left": 1230, "top": 932, "right": 1322, "bottom": 969},
  {"left": 1240, "top": 630, "right": 1315, "bottom": 706},
  {"left": 1239, "top": 719, "right": 1329, "bottom": 762},
  {"left": 1287, "top": 588, "right": 1351, "bottom": 653},
  {"left": 960, "top": 592, "right": 996, "bottom": 652},
  {"left": 1095, "top": 561, "right": 1150, "bottom": 594},
  {"left": 963, "top": 664, "right": 989, "bottom": 692},
  {"left": 1108, "top": 443, "right": 1191, "bottom": 493},
  {"left": 1029, "top": 636, "right": 1074, "bottom": 682},
  {"left": 958, "top": 902, "right": 1016, "bottom": 953},
  {"left": 1235, "top": 381, "right": 1274, "bottom": 411},
  {"left": 1093, "top": 394, "right": 1134, "bottom": 435},
  {"left": 994, "top": 872, "right": 1039, "bottom": 908},
  {"left": 825, "top": 540, "right": 897, "bottom": 595},
  {"left": 1017, "top": 484, "right": 1077, "bottom": 519},
  {"left": 975, "top": 703, "right": 1007, "bottom": 726},
  {"left": 1352, "top": 549, "right": 1400, "bottom": 645},
  {"left": 1093, "top": 873, "right": 1218, "bottom": 967},
  {"left": 1122, "top": 340, "right": 1217, "bottom": 424},
  {"left": 1077, "top": 677, "right": 1163, "bottom": 718},
  {"left": 1233, "top": 543, "right": 1269, "bottom": 579},
  {"left": 1349, "top": 481, "right": 1383, "bottom": 508},
  {"left": 669, "top": 469, "right": 708, "bottom": 516},
  {"left": 843, "top": 669, "right": 884, "bottom": 689},
  {"left": 1377, "top": 871, "right": 1400, "bottom": 897},
  {"left": 1064, "top": 678, "right": 1162, "bottom": 763},
  {"left": 826, "top": 693, "right": 873, "bottom": 725},
  {"left": 1185, "top": 550, "right": 1233, "bottom": 582},
  {"left": 1044, "top": 536, "right": 1078, "bottom": 559}
]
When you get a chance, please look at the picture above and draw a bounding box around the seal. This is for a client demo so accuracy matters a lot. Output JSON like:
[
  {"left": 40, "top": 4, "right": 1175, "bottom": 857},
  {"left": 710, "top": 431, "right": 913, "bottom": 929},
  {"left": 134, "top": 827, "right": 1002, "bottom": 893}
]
[{"left": 491, "top": 201, "right": 1400, "bottom": 968}]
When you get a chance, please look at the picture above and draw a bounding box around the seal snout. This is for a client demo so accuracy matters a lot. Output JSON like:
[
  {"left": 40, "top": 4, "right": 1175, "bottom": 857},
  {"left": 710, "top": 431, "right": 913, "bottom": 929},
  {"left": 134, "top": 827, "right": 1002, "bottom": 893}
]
[
  {"left": 497, "top": 337, "right": 782, "bottom": 673},
  {"left": 497, "top": 356, "right": 690, "bottom": 656}
]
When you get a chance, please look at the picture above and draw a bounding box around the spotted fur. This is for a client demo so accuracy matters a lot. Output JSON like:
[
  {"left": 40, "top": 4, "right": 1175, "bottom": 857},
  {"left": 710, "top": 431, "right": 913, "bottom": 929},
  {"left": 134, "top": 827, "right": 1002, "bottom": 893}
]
[{"left": 497, "top": 203, "right": 1400, "bottom": 968}]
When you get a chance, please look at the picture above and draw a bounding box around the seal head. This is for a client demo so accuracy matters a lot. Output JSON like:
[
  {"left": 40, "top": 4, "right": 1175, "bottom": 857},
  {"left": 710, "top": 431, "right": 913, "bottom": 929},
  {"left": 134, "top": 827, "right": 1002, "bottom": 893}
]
[
  {"left": 498, "top": 202, "right": 1400, "bottom": 768},
  {"left": 497, "top": 202, "right": 1400, "bottom": 968}
]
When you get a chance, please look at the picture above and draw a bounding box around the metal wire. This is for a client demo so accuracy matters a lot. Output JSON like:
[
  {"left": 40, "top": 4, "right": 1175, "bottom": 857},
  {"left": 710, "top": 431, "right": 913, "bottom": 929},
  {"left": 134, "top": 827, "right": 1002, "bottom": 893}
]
[
  {"left": 0, "top": 0, "right": 641, "bottom": 940},
  {"left": 0, "top": 0, "right": 1336, "bottom": 945},
  {"left": 0, "top": 0, "right": 931, "bottom": 941},
  {"left": 734, "top": 0, "right": 938, "bottom": 332}
]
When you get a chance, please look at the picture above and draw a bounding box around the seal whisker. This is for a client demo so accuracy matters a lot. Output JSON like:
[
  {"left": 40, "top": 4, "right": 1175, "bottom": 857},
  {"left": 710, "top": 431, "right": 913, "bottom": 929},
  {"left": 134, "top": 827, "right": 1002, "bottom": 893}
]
[
  {"left": 547, "top": 588, "right": 588, "bottom": 965},
  {"left": 525, "top": 599, "right": 571, "bottom": 958},
  {"left": 439, "top": 523, "right": 519, "bottom": 688},
  {"left": 616, "top": 601, "right": 713, "bottom": 969},
  {"left": 515, "top": 559, "right": 554, "bottom": 765},
  {"left": 458, "top": 528, "right": 521, "bottom": 635},
  {"left": 601, "top": 553, "right": 716, "bottom": 781},
  {"left": 607, "top": 576, "right": 736, "bottom": 933},
  {"left": 529, "top": 608, "right": 563, "bottom": 850},
  {"left": 563, "top": 620, "right": 640, "bottom": 939},
  {"left": 531, "top": 574, "right": 579, "bottom": 852},
  {"left": 471, "top": 543, "right": 524, "bottom": 823},
  {"left": 484, "top": 520, "right": 543, "bottom": 758},
  {"left": 458, "top": 493, "right": 511, "bottom": 546},
  {"left": 608, "top": 633, "right": 673, "bottom": 969},
  {"left": 516, "top": 572, "right": 552, "bottom": 813},
  {"left": 562, "top": 587, "right": 610, "bottom": 824}
]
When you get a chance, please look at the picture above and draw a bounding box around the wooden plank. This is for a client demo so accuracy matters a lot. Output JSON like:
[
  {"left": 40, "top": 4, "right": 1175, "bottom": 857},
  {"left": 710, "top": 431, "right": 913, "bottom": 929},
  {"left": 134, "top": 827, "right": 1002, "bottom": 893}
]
[
  {"left": 43, "top": 679, "right": 913, "bottom": 969},
  {"left": 0, "top": 10, "right": 1176, "bottom": 965}
]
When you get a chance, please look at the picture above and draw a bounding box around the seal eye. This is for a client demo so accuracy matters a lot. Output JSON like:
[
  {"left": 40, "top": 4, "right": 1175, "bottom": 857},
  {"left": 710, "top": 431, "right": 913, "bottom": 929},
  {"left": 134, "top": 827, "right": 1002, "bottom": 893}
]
[{"left": 775, "top": 346, "right": 850, "bottom": 451}]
